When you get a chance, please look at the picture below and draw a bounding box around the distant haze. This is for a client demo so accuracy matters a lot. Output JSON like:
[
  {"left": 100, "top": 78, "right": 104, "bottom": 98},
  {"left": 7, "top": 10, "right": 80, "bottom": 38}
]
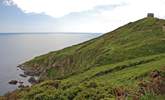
[{"left": 1, "top": 0, "right": 165, "bottom": 33}]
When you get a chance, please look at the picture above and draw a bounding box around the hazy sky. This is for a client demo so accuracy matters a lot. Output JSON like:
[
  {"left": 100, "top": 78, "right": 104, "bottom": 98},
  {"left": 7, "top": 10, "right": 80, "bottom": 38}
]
[{"left": 1, "top": 0, "right": 165, "bottom": 33}]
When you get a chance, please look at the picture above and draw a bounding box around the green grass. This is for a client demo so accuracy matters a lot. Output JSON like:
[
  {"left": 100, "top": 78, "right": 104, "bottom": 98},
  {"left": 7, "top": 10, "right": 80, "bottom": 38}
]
[
  {"left": 21, "top": 17, "right": 165, "bottom": 80},
  {"left": 11, "top": 53, "right": 165, "bottom": 100},
  {"left": 3, "top": 17, "right": 165, "bottom": 100}
]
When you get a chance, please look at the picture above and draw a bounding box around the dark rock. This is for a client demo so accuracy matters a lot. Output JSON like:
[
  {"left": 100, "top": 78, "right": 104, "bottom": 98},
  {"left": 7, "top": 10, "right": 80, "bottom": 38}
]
[
  {"left": 18, "top": 65, "right": 32, "bottom": 76},
  {"left": 18, "top": 84, "right": 25, "bottom": 88},
  {"left": 19, "top": 74, "right": 27, "bottom": 78},
  {"left": 24, "top": 71, "right": 37, "bottom": 76},
  {"left": 28, "top": 77, "right": 38, "bottom": 84},
  {"left": 8, "top": 80, "right": 18, "bottom": 85},
  {"left": 18, "top": 64, "right": 41, "bottom": 76}
]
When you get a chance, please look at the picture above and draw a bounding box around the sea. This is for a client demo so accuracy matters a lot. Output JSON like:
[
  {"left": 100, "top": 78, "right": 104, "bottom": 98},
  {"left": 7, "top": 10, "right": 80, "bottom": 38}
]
[{"left": 0, "top": 32, "right": 101, "bottom": 95}]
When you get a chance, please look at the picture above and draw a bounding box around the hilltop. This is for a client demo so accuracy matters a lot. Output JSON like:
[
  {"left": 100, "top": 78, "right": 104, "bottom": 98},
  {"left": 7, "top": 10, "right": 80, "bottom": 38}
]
[{"left": 1, "top": 16, "right": 165, "bottom": 100}]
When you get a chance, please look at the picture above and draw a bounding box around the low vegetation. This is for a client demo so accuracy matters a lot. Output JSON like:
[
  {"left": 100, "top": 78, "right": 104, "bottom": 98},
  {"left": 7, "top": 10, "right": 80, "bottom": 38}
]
[{"left": 1, "top": 17, "right": 165, "bottom": 100}]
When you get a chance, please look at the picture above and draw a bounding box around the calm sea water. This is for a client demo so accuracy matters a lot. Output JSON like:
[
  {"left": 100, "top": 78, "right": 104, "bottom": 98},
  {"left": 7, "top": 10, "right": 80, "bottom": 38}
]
[{"left": 0, "top": 33, "right": 101, "bottom": 95}]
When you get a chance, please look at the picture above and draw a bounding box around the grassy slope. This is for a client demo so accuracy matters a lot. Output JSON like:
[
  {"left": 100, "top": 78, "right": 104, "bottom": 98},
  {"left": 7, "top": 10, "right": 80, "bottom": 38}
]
[
  {"left": 1, "top": 17, "right": 165, "bottom": 100},
  {"left": 22, "top": 17, "right": 165, "bottom": 80},
  {"left": 3, "top": 53, "right": 165, "bottom": 100}
]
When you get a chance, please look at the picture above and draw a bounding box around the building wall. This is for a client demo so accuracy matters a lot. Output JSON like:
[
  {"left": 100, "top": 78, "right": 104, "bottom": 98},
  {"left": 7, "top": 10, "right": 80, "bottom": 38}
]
[{"left": 147, "top": 13, "right": 154, "bottom": 17}]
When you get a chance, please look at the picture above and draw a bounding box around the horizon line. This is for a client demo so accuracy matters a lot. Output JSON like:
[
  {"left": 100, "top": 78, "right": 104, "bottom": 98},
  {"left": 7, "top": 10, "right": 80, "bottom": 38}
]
[{"left": 0, "top": 32, "right": 102, "bottom": 34}]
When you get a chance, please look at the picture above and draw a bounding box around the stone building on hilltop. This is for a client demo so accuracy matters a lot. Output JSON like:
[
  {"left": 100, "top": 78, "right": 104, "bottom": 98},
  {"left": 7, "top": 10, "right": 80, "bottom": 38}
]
[{"left": 147, "top": 13, "right": 154, "bottom": 17}]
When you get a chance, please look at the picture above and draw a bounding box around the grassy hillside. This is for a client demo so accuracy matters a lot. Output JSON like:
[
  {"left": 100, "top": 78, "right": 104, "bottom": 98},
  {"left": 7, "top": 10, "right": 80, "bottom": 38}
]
[
  {"left": 2, "top": 53, "right": 165, "bottom": 100},
  {"left": 20, "top": 17, "right": 165, "bottom": 80},
  {"left": 1, "top": 17, "right": 165, "bottom": 100}
]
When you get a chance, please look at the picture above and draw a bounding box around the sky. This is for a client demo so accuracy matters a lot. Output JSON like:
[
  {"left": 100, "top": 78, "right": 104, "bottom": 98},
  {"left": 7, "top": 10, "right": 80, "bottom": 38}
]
[{"left": 0, "top": 0, "right": 165, "bottom": 33}]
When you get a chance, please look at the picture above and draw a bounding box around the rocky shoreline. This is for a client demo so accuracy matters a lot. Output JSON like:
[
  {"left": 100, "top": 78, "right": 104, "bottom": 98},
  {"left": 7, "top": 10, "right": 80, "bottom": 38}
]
[
  {"left": 8, "top": 65, "right": 40, "bottom": 89},
  {"left": 17, "top": 64, "right": 41, "bottom": 76}
]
